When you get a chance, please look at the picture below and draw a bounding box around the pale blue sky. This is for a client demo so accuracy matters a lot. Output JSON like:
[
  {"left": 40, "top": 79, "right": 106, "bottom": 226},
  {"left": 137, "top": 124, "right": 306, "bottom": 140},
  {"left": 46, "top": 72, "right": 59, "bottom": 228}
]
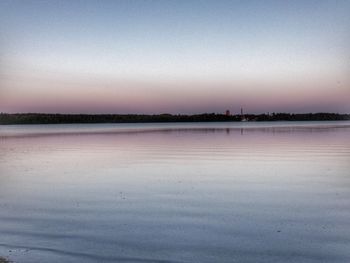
[{"left": 0, "top": 0, "right": 349, "bottom": 113}]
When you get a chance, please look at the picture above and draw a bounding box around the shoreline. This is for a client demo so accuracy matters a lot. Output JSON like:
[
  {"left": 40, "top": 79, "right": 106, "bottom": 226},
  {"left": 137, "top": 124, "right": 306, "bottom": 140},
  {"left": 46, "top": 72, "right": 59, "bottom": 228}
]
[{"left": 1, "top": 113, "right": 349, "bottom": 125}]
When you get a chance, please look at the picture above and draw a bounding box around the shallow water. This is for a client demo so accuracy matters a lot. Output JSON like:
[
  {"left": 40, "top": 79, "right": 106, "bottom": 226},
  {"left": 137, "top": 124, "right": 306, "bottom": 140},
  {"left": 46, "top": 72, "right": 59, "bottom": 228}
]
[{"left": 0, "top": 121, "right": 350, "bottom": 262}]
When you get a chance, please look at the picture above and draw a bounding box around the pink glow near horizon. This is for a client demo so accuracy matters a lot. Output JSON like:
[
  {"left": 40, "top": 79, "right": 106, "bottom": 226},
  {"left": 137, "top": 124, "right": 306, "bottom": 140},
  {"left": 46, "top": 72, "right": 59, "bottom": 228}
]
[{"left": 1, "top": 67, "right": 349, "bottom": 114}]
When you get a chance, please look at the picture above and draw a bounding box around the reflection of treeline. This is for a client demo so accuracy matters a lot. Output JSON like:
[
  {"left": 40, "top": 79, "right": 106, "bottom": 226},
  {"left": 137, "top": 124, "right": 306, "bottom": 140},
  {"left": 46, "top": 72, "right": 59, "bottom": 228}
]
[
  {"left": 246, "top": 113, "right": 350, "bottom": 122},
  {"left": 0, "top": 112, "right": 349, "bottom": 124}
]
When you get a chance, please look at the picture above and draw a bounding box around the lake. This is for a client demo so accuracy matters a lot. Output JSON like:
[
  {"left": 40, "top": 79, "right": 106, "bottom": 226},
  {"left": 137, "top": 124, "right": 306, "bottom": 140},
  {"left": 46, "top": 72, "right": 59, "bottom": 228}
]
[{"left": 0, "top": 121, "right": 350, "bottom": 262}]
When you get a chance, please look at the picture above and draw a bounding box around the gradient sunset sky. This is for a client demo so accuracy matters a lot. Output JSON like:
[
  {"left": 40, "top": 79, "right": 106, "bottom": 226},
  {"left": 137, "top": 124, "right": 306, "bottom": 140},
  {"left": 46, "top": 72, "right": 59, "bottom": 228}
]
[{"left": 0, "top": 0, "right": 349, "bottom": 114}]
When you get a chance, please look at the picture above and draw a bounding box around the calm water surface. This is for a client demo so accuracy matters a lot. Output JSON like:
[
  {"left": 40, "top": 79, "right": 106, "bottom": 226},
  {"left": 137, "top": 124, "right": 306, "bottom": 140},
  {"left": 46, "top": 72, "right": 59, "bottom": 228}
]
[{"left": 0, "top": 121, "right": 350, "bottom": 262}]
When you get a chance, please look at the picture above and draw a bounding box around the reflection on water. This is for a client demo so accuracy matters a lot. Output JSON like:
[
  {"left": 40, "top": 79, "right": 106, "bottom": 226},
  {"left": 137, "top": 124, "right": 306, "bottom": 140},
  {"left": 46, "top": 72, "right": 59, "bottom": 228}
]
[{"left": 0, "top": 122, "right": 350, "bottom": 263}]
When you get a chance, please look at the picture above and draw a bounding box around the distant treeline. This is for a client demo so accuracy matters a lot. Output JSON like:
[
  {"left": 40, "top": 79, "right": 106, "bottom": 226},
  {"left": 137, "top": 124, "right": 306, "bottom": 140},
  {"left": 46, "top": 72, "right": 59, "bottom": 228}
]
[{"left": 0, "top": 112, "right": 349, "bottom": 125}]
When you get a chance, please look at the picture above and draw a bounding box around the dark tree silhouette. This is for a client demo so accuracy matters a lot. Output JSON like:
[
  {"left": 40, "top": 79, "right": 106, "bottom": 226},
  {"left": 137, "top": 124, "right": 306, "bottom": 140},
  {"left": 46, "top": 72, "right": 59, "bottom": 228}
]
[{"left": 0, "top": 112, "right": 349, "bottom": 124}]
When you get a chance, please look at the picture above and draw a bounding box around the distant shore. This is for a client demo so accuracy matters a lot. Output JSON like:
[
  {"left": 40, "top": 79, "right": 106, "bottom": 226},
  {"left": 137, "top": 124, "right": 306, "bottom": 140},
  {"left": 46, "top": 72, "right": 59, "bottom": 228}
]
[{"left": 0, "top": 113, "right": 349, "bottom": 125}]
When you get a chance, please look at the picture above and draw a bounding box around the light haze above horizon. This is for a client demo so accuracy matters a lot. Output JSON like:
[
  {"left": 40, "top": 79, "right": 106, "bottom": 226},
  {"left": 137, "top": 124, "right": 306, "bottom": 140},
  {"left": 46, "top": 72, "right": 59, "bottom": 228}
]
[{"left": 0, "top": 0, "right": 349, "bottom": 114}]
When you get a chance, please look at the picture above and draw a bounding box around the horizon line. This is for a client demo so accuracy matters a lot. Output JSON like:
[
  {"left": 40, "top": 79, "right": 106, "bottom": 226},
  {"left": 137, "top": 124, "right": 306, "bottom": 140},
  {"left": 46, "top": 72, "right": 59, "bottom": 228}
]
[{"left": 1, "top": 112, "right": 349, "bottom": 115}]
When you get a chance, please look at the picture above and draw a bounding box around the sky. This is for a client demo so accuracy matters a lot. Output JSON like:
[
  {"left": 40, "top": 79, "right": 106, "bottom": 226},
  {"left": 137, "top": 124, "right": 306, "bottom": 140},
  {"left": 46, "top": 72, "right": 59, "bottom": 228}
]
[{"left": 0, "top": 0, "right": 349, "bottom": 114}]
